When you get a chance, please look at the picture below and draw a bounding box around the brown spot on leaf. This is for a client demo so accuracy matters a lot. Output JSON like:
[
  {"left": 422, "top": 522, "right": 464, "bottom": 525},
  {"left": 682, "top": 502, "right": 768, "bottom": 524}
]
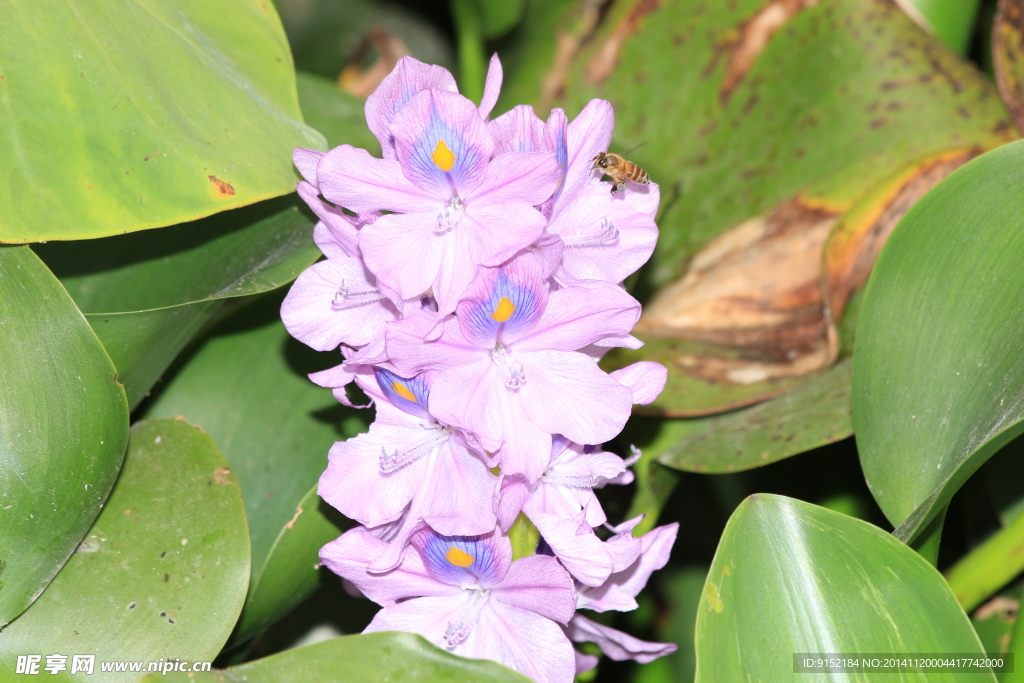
[
  {"left": 285, "top": 505, "right": 304, "bottom": 530},
  {"left": 207, "top": 176, "right": 235, "bottom": 197},
  {"left": 995, "top": 0, "right": 1024, "bottom": 133},
  {"left": 718, "top": 0, "right": 820, "bottom": 102},
  {"left": 636, "top": 194, "right": 841, "bottom": 385},
  {"left": 973, "top": 595, "right": 1019, "bottom": 622},
  {"left": 212, "top": 467, "right": 232, "bottom": 484},
  {"left": 585, "top": 0, "right": 663, "bottom": 83}
]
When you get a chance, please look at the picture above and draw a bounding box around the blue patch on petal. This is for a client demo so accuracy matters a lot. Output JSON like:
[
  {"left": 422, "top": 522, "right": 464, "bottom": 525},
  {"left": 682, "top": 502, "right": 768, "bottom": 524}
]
[
  {"left": 418, "top": 532, "right": 505, "bottom": 586},
  {"left": 460, "top": 269, "right": 543, "bottom": 346},
  {"left": 375, "top": 368, "right": 432, "bottom": 420},
  {"left": 405, "top": 105, "right": 483, "bottom": 197}
]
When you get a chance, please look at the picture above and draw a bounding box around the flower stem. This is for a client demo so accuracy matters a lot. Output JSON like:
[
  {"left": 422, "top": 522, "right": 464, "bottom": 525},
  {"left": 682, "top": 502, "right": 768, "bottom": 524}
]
[
  {"left": 451, "top": 0, "right": 486, "bottom": 103},
  {"left": 946, "top": 509, "right": 1024, "bottom": 613}
]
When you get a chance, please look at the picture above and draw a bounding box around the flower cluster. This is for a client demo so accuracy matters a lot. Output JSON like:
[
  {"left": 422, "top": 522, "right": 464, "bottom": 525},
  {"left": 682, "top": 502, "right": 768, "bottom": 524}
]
[{"left": 283, "top": 55, "right": 678, "bottom": 682}]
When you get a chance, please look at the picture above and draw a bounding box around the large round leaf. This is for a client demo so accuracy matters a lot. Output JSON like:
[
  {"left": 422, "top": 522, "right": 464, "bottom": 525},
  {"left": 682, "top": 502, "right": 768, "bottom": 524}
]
[
  {"left": 853, "top": 140, "right": 1024, "bottom": 542},
  {"left": 144, "top": 294, "right": 370, "bottom": 643},
  {"left": 0, "top": 0, "right": 324, "bottom": 242},
  {"left": 0, "top": 418, "right": 250, "bottom": 678},
  {"left": 35, "top": 195, "right": 320, "bottom": 409},
  {"left": 695, "top": 494, "right": 994, "bottom": 681},
  {"left": 148, "top": 633, "right": 530, "bottom": 683},
  {"left": 0, "top": 246, "right": 128, "bottom": 627}
]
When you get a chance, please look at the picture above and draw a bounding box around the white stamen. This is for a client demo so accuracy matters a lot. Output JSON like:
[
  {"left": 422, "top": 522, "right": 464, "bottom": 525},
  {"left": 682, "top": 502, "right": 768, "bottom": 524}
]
[
  {"left": 442, "top": 589, "right": 489, "bottom": 650},
  {"left": 379, "top": 424, "right": 451, "bottom": 473},
  {"left": 444, "top": 620, "right": 473, "bottom": 649},
  {"left": 490, "top": 343, "right": 526, "bottom": 389},
  {"left": 623, "top": 444, "right": 642, "bottom": 468},
  {"left": 564, "top": 217, "right": 619, "bottom": 248},
  {"left": 435, "top": 196, "right": 465, "bottom": 234},
  {"left": 332, "top": 279, "right": 387, "bottom": 309},
  {"left": 541, "top": 470, "right": 601, "bottom": 488}
]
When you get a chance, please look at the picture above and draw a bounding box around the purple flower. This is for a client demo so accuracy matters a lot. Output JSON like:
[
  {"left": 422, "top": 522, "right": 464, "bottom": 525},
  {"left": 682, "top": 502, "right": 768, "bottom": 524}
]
[
  {"left": 568, "top": 615, "right": 677, "bottom": 668},
  {"left": 280, "top": 255, "right": 404, "bottom": 352},
  {"left": 568, "top": 520, "right": 679, "bottom": 669},
  {"left": 496, "top": 437, "right": 641, "bottom": 586},
  {"left": 487, "top": 100, "right": 659, "bottom": 286},
  {"left": 317, "top": 368, "right": 498, "bottom": 572},
  {"left": 576, "top": 518, "right": 678, "bottom": 612},
  {"left": 293, "top": 148, "right": 362, "bottom": 258},
  {"left": 385, "top": 251, "right": 641, "bottom": 481},
  {"left": 321, "top": 527, "right": 578, "bottom": 683},
  {"left": 318, "top": 83, "right": 561, "bottom": 314}
]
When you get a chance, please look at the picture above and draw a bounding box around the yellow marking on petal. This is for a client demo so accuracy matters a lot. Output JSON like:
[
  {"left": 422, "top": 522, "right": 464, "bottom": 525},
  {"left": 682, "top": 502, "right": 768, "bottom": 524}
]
[
  {"left": 432, "top": 139, "right": 456, "bottom": 172},
  {"left": 392, "top": 381, "right": 417, "bottom": 403},
  {"left": 490, "top": 297, "right": 515, "bottom": 323},
  {"left": 446, "top": 547, "right": 474, "bottom": 567}
]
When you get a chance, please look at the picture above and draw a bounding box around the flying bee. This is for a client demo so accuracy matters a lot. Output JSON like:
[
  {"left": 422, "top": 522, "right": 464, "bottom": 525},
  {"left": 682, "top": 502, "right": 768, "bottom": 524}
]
[{"left": 590, "top": 151, "right": 651, "bottom": 194}]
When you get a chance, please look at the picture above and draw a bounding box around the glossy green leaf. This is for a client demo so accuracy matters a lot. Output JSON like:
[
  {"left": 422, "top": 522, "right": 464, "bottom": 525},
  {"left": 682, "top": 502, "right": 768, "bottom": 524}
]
[
  {"left": 657, "top": 359, "right": 852, "bottom": 473},
  {"left": 0, "top": 0, "right": 324, "bottom": 243},
  {"left": 144, "top": 295, "right": 370, "bottom": 643},
  {"left": 35, "top": 195, "right": 320, "bottom": 408},
  {"left": 0, "top": 419, "right": 250, "bottom": 676},
  {"left": 149, "top": 633, "right": 530, "bottom": 683},
  {"left": 236, "top": 483, "right": 349, "bottom": 641},
  {"left": 0, "top": 246, "right": 128, "bottom": 627},
  {"left": 695, "top": 494, "right": 994, "bottom": 682},
  {"left": 505, "top": 0, "right": 1015, "bottom": 416},
  {"left": 296, "top": 72, "right": 380, "bottom": 151},
  {"left": 853, "top": 140, "right": 1024, "bottom": 542}
]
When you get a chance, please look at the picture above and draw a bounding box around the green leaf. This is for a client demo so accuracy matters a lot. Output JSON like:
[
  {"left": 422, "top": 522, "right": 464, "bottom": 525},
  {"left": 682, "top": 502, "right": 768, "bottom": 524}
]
[
  {"left": 656, "top": 359, "right": 852, "bottom": 473},
  {"left": 695, "top": 494, "right": 994, "bottom": 682},
  {"left": 900, "top": 0, "right": 981, "bottom": 55},
  {"left": 0, "top": 418, "right": 250, "bottom": 674},
  {"left": 35, "top": 195, "right": 320, "bottom": 408},
  {"left": 144, "top": 294, "right": 370, "bottom": 643},
  {"left": 236, "top": 483, "right": 349, "bottom": 642},
  {"left": 0, "top": 0, "right": 324, "bottom": 243},
  {"left": 853, "top": 140, "right": 1024, "bottom": 542},
  {"left": 505, "top": 0, "right": 1015, "bottom": 416},
  {"left": 148, "top": 633, "right": 530, "bottom": 682},
  {"left": 0, "top": 246, "right": 128, "bottom": 627},
  {"left": 296, "top": 72, "right": 380, "bottom": 151}
]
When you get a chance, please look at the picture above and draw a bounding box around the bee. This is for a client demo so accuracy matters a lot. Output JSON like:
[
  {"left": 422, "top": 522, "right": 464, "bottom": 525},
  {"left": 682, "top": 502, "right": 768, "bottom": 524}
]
[{"left": 591, "top": 151, "right": 651, "bottom": 194}]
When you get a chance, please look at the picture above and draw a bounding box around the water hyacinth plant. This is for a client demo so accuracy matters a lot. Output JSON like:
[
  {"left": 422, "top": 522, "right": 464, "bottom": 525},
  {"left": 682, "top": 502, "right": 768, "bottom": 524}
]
[
  {"left": 4, "top": 1, "right": 1024, "bottom": 682},
  {"left": 285, "top": 55, "right": 677, "bottom": 680}
]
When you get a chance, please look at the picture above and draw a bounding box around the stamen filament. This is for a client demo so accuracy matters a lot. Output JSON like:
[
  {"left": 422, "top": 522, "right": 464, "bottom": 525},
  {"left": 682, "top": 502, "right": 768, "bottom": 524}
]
[
  {"left": 380, "top": 425, "right": 451, "bottom": 473},
  {"left": 541, "top": 470, "right": 601, "bottom": 488},
  {"left": 490, "top": 343, "right": 526, "bottom": 389},
  {"left": 332, "top": 279, "right": 387, "bottom": 309},
  {"left": 564, "top": 217, "right": 619, "bottom": 248}
]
